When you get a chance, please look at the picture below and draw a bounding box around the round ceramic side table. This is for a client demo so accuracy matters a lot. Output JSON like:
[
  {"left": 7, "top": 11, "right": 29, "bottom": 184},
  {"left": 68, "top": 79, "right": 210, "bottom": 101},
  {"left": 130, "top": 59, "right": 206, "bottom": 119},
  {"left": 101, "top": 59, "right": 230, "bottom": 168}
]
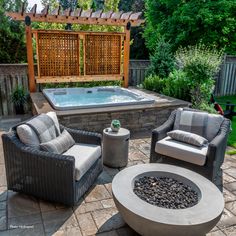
[{"left": 103, "top": 127, "right": 130, "bottom": 168}]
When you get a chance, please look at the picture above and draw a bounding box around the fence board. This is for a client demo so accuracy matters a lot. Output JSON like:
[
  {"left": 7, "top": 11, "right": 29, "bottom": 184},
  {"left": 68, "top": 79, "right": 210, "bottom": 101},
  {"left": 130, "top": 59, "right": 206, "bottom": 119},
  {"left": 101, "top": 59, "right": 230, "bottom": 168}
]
[
  {"left": 0, "top": 64, "right": 29, "bottom": 116},
  {"left": 215, "top": 59, "right": 236, "bottom": 96}
]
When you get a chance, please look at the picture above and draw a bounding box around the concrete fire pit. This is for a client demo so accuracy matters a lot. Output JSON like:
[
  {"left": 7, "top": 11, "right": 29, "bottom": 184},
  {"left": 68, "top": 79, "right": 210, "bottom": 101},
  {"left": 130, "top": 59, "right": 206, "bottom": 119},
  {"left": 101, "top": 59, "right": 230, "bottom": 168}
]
[{"left": 112, "top": 164, "right": 224, "bottom": 236}]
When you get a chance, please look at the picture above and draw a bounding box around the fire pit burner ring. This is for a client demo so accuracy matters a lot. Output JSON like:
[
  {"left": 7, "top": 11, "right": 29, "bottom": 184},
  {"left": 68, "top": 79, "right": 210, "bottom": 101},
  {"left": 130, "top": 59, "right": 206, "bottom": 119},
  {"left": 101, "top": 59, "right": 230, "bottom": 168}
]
[{"left": 112, "top": 164, "right": 224, "bottom": 236}]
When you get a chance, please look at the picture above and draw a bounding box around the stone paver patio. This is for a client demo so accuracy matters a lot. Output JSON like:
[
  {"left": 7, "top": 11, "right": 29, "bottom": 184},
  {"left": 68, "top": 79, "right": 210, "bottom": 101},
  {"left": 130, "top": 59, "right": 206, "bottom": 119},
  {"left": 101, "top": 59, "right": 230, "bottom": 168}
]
[{"left": 0, "top": 122, "right": 236, "bottom": 236}]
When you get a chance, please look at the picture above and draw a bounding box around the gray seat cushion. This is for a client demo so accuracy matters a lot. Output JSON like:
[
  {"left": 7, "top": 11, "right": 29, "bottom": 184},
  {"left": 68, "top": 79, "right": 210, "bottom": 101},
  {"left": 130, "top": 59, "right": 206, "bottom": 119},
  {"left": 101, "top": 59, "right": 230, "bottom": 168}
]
[
  {"left": 174, "top": 108, "right": 224, "bottom": 141},
  {"left": 63, "top": 143, "right": 101, "bottom": 181},
  {"left": 155, "top": 137, "right": 208, "bottom": 166}
]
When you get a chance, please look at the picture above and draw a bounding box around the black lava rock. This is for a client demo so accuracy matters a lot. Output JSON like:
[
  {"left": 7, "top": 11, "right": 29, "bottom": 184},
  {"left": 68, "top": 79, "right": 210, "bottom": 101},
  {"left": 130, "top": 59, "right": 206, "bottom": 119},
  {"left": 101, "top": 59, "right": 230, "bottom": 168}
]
[{"left": 133, "top": 176, "right": 198, "bottom": 209}]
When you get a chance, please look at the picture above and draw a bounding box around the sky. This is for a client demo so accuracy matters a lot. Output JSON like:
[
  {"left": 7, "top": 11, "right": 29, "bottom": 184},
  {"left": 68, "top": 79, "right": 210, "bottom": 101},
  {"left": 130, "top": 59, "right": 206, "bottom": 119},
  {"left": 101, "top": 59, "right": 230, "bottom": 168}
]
[{"left": 27, "top": 0, "right": 43, "bottom": 12}]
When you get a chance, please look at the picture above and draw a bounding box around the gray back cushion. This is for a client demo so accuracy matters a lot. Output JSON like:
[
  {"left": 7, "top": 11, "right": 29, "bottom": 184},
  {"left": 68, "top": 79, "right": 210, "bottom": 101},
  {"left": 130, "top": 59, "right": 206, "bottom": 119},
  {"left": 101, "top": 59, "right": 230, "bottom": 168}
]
[
  {"left": 46, "top": 111, "right": 61, "bottom": 135},
  {"left": 167, "top": 130, "right": 208, "bottom": 147},
  {"left": 174, "top": 108, "right": 224, "bottom": 141},
  {"left": 16, "top": 124, "right": 40, "bottom": 149},
  {"left": 26, "top": 114, "right": 59, "bottom": 143},
  {"left": 40, "top": 129, "right": 75, "bottom": 154}
]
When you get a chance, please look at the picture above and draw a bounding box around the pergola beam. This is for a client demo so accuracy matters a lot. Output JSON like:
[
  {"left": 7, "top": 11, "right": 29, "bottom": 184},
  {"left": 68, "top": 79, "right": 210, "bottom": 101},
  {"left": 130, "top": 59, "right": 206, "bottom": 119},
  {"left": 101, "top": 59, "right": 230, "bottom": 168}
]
[{"left": 6, "top": 6, "right": 144, "bottom": 27}]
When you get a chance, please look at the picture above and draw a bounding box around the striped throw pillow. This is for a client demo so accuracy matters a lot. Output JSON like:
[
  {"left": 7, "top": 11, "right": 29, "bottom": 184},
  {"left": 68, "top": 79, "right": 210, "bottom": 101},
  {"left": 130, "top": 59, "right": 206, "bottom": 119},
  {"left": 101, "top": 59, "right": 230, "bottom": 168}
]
[
  {"left": 40, "top": 129, "right": 75, "bottom": 154},
  {"left": 167, "top": 130, "right": 208, "bottom": 147}
]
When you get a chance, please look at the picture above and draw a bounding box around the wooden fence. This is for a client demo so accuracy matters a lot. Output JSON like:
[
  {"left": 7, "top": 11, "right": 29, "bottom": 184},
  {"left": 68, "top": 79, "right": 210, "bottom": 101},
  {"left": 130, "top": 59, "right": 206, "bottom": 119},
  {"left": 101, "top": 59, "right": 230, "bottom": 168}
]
[
  {"left": 0, "top": 56, "right": 235, "bottom": 116},
  {"left": 214, "top": 55, "right": 236, "bottom": 96},
  {"left": 129, "top": 60, "right": 150, "bottom": 86},
  {"left": 0, "top": 64, "right": 30, "bottom": 116}
]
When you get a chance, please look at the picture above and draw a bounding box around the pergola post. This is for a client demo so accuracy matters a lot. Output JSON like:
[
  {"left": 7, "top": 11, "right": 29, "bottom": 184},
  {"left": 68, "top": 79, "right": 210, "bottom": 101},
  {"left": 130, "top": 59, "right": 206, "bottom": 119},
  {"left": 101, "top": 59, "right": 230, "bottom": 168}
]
[
  {"left": 123, "top": 22, "right": 131, "bottom": 88},
  {"left": 25, "top": 16, "right": 36, "bottom": 92}
]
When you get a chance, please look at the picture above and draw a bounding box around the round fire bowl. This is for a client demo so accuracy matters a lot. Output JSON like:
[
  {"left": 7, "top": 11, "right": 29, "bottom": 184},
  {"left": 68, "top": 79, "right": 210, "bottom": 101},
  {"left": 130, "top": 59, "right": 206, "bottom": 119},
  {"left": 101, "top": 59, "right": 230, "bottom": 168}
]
[{"left": 112, "top": 164, "right": 224, "bottom": 236}]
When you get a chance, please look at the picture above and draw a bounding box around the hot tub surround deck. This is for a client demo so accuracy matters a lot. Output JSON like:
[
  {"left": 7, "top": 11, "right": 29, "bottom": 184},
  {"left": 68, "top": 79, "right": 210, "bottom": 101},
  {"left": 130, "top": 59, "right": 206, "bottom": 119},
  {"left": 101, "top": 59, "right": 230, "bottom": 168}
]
[{"left": 31, "top": 87, "right": 190, "bottom": 133}]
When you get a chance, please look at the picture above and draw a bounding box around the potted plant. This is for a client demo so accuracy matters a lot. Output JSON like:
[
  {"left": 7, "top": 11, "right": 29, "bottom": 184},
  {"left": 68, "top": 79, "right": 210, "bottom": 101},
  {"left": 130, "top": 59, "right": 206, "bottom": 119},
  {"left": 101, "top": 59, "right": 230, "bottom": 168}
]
[
  {"left": 111, "top": 120, "right": 121, "bottom": 132},
  {"left": 11, "top": 86, "right": 28, "bottom": 114}
]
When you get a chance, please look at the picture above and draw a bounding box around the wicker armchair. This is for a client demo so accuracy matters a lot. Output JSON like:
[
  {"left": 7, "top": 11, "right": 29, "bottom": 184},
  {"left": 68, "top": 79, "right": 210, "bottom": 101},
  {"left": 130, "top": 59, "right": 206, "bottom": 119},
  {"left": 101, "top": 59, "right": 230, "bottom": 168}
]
[
  {"left": 150, "top": 108, "right": 231, "bottom": 191},
  {"left": 2, "top": 124, "right": 103, "bottom": 206}
]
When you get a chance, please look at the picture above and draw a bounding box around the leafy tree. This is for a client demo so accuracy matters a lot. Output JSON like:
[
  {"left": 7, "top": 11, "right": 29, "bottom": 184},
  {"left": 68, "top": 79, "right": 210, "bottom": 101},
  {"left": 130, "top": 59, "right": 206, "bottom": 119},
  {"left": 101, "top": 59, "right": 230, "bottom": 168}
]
[
  {"left": 147, "top": 38, "right": 174, "bottom": 78},
  {"left": 175, "top": 44, "right": 223, "bottom": 108},
  {"left": 144, "top": 0, "right": 236, "bottom": 54},
  {"left": 119, "top": 0, "right": 149, "bottom": 59},
  {"left": 0, "top": 0, "right": 27, "bottom": 63},
  {"left": 59, "top": 0, "right": 77, "bottom": 10}
]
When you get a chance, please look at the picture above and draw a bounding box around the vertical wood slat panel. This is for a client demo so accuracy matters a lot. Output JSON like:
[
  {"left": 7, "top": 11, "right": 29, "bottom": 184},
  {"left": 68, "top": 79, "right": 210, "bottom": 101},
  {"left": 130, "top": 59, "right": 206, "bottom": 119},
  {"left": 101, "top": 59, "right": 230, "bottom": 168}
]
[
  {"left": 0, "top": 64, "right": 29, "bottom": 116},
  {"left": 217, "top": 62, "right": 236, "bottom": 96}
]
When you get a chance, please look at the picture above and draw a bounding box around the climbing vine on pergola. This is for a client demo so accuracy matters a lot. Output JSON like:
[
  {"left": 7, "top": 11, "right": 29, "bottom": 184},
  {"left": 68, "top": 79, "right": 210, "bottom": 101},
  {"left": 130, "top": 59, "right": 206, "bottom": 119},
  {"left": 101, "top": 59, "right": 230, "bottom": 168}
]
[{"left": 6, "top": 4, "right": 144, "bottom": 92}]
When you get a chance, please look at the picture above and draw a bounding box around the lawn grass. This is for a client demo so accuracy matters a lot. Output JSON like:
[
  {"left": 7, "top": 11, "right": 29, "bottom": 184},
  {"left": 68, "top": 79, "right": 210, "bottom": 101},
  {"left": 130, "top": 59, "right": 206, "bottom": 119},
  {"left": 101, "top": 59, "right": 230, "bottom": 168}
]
[{"left": 216, "top": 95, "right": 236, "bottom": 149}]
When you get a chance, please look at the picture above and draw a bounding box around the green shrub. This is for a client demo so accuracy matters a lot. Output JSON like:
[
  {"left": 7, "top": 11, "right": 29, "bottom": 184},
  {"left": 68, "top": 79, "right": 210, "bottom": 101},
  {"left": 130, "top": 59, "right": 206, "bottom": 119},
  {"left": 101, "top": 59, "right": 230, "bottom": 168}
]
[
  {"left": 163, "top": 70, "right": 191, "bottom": 101},
  {"left": 11, "top": 86, "right": 28, "bottom": 107},
  {"left": 175, "top": 44, "right": 223, "bottom": 108},
  {"left": 147, "top": 38, "right": 174, "bottom": 78},
  {"left": 142, "top": 75, "right": 165, "bottom": 93},
  {"left": 42, "top": 80, "right": 122, "bottom": 89},
  {"left": 197, "top": 102, "right": 218, "bottom": 114}
]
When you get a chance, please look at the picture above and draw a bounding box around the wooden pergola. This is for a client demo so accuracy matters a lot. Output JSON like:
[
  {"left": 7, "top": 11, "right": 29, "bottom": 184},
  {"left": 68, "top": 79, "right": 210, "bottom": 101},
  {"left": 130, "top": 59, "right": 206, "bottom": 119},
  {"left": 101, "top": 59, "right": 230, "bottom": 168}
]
[{"left": 6, "top": 4, "right": 145, "bottom": 92}]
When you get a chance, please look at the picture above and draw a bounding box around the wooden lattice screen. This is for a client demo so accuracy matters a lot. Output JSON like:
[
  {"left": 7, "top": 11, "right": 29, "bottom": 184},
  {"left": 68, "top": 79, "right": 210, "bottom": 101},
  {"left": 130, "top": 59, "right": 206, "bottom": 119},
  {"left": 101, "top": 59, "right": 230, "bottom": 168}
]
[
  {"left": 85, "top": 35, "right": 121, "bottom": 75},
  {"left": 37, "top": 32, "right": 80, "bottom": 77},
  {"left": 35, "top": 30, "right": 124, "bottom": 83}
]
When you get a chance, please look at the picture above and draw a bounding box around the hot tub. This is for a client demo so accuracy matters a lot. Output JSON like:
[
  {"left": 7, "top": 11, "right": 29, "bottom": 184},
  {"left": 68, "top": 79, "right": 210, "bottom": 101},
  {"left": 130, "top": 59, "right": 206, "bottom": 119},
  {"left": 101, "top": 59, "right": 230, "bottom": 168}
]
[{"left": 43, "top": 86, "right": 155, "bottom": 110}]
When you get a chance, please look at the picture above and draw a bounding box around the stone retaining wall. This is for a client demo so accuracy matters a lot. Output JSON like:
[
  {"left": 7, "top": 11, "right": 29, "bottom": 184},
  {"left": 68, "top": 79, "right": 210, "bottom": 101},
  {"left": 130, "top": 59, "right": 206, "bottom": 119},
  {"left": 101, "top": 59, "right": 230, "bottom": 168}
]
[{"left": 58, "top": 105, "right": 181, "bottom": 134}]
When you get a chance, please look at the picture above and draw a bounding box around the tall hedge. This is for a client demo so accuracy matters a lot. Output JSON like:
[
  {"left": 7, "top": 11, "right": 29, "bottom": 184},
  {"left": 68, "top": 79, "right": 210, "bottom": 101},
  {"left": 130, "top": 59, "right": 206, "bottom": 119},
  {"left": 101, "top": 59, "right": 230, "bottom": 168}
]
[{"left": 144, "top": 0, "right": 236, "bottom": 54}]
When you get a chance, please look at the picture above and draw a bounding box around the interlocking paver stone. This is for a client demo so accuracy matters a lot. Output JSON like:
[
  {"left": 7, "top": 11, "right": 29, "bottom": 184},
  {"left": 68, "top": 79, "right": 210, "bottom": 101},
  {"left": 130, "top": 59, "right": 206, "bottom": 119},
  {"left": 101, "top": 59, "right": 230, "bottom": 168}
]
[
  {"left": 8, "top": 192, "right": 40, "bottom": 218},
  {"left": 52, "top": 226, "right": 82, "bottom": 236},
  {"left": 76, "top": 212, "right": 97, "bottom": 236},
  {"left": 0, "top": 202, "right": 6, "bottom": 211},
  {"left": 217, "top": 208, "right": 236, "bottom": 229},
  {"left": 42, "top": 209, "right": 78, "bottom": 234},
  {"left": 223, "top": 189, "right": 236, "bottom": 203},
  {"left": 225, "top": 182, "right": 236, "bottom": 193},
  {"left": 0, "top": 209, "right": 7, "bottom": 231},
  {"left": 103, "top": 166, "right": 119, "bottom": 178},
  {"left": 95, "top": 171, "right": 113, "bottom": 185},
  {"left": 0, "top": 187, "right": 7, "bottom": 202},
  {"left": 0, "top": 165, "right": 6, "bottom": 187},
  {"left": 84, "top": 185, "right": 110, "bottom": 203},
  {"left": 8, "top": 223, "right": 45, "bottom": 236},
  {"left": 91, "top": 207, "right": 125, "bottom": 233},
  {"left": 101, "top": 199, "right": 116, "bottom": 208},
  {"left": 224, "top": 168, "right": 236, "bottom": 179},
  {"left": 206, "top": 230, "right": 226, "bottom": 236},
  {"left": 96, "top": 230, "right": 119, "bottom": 236},
  {"left": 222, "top": 226, "right": 236, "bottom": 236},
  {"left": 116, "top": 226, "right": 140, "bottom": 236},
  {"left": 129, "top": 150, "right": 147, "bottom": 162},
  {"left": 224, "top": 174, "right": 236, "bottom": 184},
  {"left": 8, "top": 213, "right": 42, "bottom": 230},
  {"left": 74, "top": 201, "right": 103, "bottom": 215},
  {"left": 39, "top": 200, "right": 57, "bottom": 213},
  {"left": 104, "top": 183, "right": 112, "bottom": 196},
  {"left": 226, "top": 201, "right": 236, "bottom": 216}
]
